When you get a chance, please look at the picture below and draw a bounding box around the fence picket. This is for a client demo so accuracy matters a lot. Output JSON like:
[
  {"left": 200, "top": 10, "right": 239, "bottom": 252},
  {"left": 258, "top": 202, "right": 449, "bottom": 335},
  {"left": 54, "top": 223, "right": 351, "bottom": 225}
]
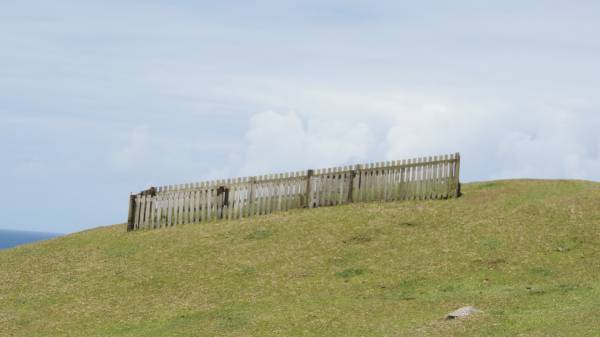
[
  {"left": 180, "top": 189, "right": 186, "bottom": 225},
  {"left": 449, "top": 155, "right": 454, "bottom": 196},
  {"left": 172, "top": 189, "right": 178, "bottom": 226},
  {"left": 383, "top": 162, "right": 390, "bottom": 201},
  {"left": 256, "top": 177, "right": 262, "bottom": 216},
  {"left": 205, "top": 183, "right": 211, "bottom": 221},
  {"left": 194, "top": 189, "right": 201, "bottom": 223},
  {"left": 411, "top": 159, "right": 418, "bottom": 200},
  {"left": 326, "top": 169, "right": 332, "bottom": 206},
  {"left": 425, "top": 157, "right": 432, "bottom": 200},
  {"left": 432, "top": 157, "right": 437, "bottom": 199},
  {"left": 418, "top": 158, "right": 425, "bottom": 200},
  {"left": 435, "top": 156, "right": 442, "bottom": 199},
  {"left": 392, "top": 161, "right": 400, "bottom": 201}
]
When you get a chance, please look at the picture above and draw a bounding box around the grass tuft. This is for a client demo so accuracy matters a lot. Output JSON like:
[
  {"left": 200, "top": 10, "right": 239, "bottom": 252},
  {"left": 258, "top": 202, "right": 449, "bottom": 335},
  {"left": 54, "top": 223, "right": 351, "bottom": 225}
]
[
  {"left": 335, "top": 268, "right": 366, "bottom": 278},
  {"left": 244, "top": 229, "right": 272, "bottom": 240}
]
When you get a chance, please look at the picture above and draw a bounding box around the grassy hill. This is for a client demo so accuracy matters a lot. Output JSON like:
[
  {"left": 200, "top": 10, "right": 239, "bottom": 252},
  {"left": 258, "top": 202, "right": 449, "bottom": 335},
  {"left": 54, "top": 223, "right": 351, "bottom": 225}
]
[{"left": 1, "top": 180, "right": 600, "bottom": 336}]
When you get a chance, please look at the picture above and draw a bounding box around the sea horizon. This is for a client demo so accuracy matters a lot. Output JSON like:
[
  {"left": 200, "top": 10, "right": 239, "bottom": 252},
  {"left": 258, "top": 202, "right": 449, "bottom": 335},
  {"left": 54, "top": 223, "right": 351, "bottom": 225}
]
[{"left": 0, "top": 229, "right": 62, "bottom": 250}]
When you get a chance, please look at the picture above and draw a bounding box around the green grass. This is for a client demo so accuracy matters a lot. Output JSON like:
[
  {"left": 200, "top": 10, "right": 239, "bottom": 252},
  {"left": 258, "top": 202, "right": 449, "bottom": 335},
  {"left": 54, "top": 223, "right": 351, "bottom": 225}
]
[{"left": 1, "top": 179, "right": 600, "bottom": 336}]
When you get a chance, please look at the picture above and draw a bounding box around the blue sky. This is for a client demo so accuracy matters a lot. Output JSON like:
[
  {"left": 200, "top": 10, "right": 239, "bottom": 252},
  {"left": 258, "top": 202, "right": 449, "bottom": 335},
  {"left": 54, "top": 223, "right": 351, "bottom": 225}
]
[{"left": 2, "top": 1, "right": 600, "bottom": 233}]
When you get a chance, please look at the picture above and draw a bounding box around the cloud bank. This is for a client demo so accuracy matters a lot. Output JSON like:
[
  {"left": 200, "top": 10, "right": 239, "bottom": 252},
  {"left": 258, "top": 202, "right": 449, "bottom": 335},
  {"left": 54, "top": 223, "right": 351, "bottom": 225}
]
[
  {"left": 1, "top": 0, "right": 600, "bottom": 232},
  {"left": 239, "top": 92, "right": 600, "bottom": 183}
]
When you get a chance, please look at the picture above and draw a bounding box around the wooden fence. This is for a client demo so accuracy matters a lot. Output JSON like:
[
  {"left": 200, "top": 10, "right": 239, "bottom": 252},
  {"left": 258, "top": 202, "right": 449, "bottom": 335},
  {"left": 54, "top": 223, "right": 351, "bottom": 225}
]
[{"left": 127, "top": 153, "right": 460, "bottom": 231}]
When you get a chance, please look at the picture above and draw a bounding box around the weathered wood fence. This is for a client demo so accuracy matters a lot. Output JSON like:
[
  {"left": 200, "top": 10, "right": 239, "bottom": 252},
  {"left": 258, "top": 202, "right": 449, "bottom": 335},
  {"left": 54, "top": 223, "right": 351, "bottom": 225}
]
[{"left": 127, "top": 153, "right": 460, "bottom": 231}]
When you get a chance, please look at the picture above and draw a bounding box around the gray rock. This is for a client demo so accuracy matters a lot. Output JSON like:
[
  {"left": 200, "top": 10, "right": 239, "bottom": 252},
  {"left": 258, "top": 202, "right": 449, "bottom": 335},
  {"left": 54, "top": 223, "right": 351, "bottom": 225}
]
[{"left": 445, "top": 306, "right": 482, "bottom": 320}]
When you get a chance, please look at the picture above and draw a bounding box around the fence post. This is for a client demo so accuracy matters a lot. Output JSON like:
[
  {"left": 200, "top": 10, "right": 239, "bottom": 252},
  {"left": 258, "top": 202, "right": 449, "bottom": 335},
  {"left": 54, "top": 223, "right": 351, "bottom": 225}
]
[
  {"left": 127, "top": 194, "right": 136, "bottom": 231},
  {"left": 248, "top": 177, "right": 256, "bottom": 216},
  {"left": 347, "top": 165, "right": 359, "bottom": 203},
  {"left": 454, "top": 152, "right": 461, "bottom": 198},
  {"left": 305, "top": 169, "right": 314, "bottom": 208}
]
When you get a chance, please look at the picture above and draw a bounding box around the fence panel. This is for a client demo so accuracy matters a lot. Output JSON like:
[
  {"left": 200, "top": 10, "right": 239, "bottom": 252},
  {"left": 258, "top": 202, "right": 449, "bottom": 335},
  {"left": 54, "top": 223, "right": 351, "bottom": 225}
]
[{"left": 127, "top": 153, "right": 461, "bottom": 231}]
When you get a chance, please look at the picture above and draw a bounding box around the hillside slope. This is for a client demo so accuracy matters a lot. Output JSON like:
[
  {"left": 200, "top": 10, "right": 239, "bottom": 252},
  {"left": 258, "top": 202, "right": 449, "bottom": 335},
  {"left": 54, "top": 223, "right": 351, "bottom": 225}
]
[{"left": 1, "top": 180, "right": 600, "bottom": 337}]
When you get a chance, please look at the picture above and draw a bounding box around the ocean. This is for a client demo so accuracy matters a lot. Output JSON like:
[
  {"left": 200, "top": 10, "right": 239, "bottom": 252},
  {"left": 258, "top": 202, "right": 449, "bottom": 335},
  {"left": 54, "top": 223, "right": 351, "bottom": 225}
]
[{"left": 0, "top": 230, "right": 61, "bottom": 250}]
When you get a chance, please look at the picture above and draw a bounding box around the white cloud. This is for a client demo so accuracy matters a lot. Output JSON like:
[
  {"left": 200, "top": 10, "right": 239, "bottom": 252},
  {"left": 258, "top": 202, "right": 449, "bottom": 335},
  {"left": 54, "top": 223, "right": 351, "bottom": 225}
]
[
  {"left": 235, "top": 90, "right": 600, "bottom": 182},
  {"left": 384, "top": 95, "right": 496, "bottom": 159},
  {"left": 105, "top": 125, "right": 241, "bottom": 187},
  {"left": 491, "top": 108, "right": 600, "bottom": 180},
  {"left": 240, "top": 110, "right": 371, "bottom": 175}
]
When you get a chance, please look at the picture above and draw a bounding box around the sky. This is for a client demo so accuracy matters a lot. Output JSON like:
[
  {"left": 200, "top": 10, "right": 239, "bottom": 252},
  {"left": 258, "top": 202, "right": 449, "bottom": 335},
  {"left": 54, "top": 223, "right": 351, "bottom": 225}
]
[{"left": 1, "top": 1, "right": 600, "bottom": 233}]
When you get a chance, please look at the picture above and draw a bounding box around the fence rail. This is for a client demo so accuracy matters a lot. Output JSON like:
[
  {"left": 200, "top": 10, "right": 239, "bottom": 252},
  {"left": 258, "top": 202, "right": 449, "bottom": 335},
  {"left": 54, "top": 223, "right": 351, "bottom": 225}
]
[{"left": 127, "top": 153, "right": 460, "bottom": 231}]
